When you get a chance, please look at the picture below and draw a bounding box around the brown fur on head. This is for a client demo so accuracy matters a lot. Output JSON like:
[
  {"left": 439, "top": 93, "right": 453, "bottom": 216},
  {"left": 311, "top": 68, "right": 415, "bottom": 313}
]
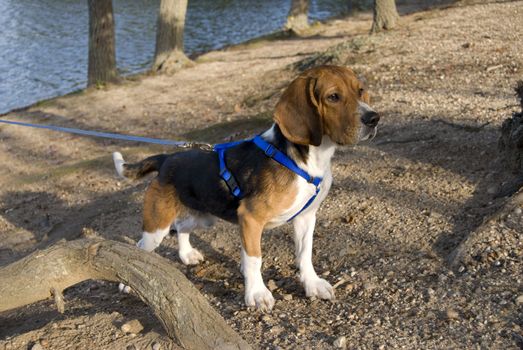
[{"left": 274, "top": 65, "right": 370, "bottom": 146}]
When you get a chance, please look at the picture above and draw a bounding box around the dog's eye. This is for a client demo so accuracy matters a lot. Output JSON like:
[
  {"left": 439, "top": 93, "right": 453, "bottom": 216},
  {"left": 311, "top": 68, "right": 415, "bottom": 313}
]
[{"left": 327, "top": 93, "right": 340, "bottom": 102}]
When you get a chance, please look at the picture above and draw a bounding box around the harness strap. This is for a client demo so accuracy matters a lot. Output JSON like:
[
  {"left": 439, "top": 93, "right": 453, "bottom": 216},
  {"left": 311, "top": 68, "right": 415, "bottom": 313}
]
[
  {"left": 252, "top": 136, "right": 322, "bottom": 187},
  {"left": 252, "top": 136, "right": 322, "bottom": 221},
  {"left": 214, "top": 140, "right": 247, "bottom": 198},
  {"left": 214, "top": 136, "right": 323, "bottom": 221}
]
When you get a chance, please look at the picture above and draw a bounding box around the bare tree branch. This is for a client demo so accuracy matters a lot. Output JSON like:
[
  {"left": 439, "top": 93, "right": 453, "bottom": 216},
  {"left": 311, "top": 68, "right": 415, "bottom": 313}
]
[{"left": 0, "top": 238, "right": 251, "bottom": 350}]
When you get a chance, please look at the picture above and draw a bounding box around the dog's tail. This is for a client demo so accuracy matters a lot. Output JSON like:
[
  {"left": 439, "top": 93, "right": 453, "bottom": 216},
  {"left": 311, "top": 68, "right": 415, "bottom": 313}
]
[{"left": 112, "top": 152, "right": 168, "bottom": 180}]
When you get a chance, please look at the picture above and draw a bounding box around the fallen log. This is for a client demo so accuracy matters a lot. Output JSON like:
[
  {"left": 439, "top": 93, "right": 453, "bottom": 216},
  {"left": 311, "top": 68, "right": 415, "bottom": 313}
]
[{"left": 0, "top": 238, "right": 251, "bottom": 350}]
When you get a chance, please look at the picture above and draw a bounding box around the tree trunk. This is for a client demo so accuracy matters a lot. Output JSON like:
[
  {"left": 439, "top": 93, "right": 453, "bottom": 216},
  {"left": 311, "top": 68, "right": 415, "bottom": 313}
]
[
  {"left": 0, "top": 238, "right": 251, "bottom": 350},
  {"left": 371, "top": 0, "right": 400, "bottom": 33},
  {"left": 499, "top": 81, "right": 523, "bottom": 174},
  {"left": 88, "top": 0, "right": 118, "bottom": 86},
  {"left": 153, "top": 0, "right": 191, "bottom": 73},
  {"left": 285, "top": 0, "right": 309, "bottom": 33}
]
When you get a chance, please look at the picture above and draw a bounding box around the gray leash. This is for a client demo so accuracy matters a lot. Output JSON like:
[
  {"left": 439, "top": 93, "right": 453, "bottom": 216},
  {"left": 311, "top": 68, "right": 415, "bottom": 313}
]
[{"left": 0, "top": 118, "right": 214, "bottom": 151}]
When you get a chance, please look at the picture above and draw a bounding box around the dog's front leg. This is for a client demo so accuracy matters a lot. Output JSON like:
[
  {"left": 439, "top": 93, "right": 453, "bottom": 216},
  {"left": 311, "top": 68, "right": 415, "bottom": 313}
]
[
  {"left": 293, "top": 210, "right": 335, "bottom": 300},
  {"left": 239, "top": 207, "right": 274, "bottom": 312}
]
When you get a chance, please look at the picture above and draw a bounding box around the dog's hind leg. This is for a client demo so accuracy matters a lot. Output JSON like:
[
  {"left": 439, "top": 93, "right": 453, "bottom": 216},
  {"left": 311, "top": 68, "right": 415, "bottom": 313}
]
[
  {"left": 119, "top": 179, "right": 177, "bottom": 293},
  {"left": 138, "top": 179, "right": 178, "bottom": 252},
  {"left": 174, "top": 214, "right": 210, "bottom": 265}
]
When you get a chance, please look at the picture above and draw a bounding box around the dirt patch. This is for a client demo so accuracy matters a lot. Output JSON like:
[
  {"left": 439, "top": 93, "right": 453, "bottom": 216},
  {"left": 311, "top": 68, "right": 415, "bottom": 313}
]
[{"left": 1, "top": 1, "right": 522, "bottom": 349}]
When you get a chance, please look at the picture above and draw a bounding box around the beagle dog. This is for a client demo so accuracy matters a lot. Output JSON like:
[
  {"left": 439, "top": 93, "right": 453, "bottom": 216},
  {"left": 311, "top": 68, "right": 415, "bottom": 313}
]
[{"left": 112, "top": 65, "right": 379, "bottom": 311}]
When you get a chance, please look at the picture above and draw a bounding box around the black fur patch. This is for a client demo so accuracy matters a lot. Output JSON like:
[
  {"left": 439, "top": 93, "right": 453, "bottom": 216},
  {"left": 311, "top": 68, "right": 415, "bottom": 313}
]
[{"left": 154, "top": 124, "right": 307, "bottom": 223}]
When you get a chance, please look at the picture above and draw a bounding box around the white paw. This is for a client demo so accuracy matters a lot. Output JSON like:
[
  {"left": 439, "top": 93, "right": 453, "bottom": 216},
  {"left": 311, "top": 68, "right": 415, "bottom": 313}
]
[
  {"left": 245, "top": 285, "right": 275, "bottom": 312},
  {"left": 303, "top": 278, "right": 335, "bottom": 300},
  {"left": 179, "top": 248, "right": 204, "bottom": 265},
  {"left": 118, "top": 283, "right": 131, "bottom": 294}
]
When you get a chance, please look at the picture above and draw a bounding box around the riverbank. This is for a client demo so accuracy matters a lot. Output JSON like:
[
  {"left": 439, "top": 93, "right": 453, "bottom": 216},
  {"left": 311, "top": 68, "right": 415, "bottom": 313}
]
[{"left": 1, "top": 1, "right": 522, "bottom": 349}]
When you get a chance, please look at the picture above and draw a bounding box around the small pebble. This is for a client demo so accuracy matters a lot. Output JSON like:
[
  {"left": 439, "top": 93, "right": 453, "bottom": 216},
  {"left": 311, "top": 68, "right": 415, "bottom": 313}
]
[
  {"left": 283, "top": 294, "right": 293, "bottom": 301},
  {"left": 31, "top": 344, "right": 43, "bottom": 350},
  {"left": 446, "top": 309, "right": 459, "bottom": 320},
  {"left": 333, "top": 335, "right": 347, "bottom": 349},
  {"left": 40, "top": 339, "right": 49, "bottom": 347},
  {"left": 267, "top": 279, "right": 278, "bottom": 291},
  {"left": 363, "top": 282, "right": 376, "bottom": 291},
  {"left": 516, "top": 295, "right": 523, "bottom": 305},
  {"left": 152, "top": 342, "right": 161, "bottom": 350},
  {"left": 270, "top": 326, "right": 284, "bottom": 335},
  {"left": 121, "top": 319, "right": 144, "bottom": 334}
]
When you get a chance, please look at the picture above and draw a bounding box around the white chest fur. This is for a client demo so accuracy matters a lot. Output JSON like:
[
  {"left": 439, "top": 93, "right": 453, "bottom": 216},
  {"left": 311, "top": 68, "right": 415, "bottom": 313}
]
[{"left": 266, "top": 136, "right": 336, "bottom": 228}]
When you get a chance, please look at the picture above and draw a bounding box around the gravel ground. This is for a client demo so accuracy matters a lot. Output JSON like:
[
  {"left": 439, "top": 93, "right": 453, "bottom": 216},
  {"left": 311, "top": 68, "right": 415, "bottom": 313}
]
[{"left": 1, "top": 1, "right": 522, "bottom": 349}]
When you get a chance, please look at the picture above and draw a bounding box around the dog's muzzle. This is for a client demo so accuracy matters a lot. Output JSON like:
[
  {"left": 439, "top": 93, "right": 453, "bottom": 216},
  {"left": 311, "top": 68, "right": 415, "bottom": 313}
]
[
  {"left": 359, "top": 110, "right": 380, "bottom": 141},
  {"left": 361, "top": 111, "right": 380, "bottom": 128}
]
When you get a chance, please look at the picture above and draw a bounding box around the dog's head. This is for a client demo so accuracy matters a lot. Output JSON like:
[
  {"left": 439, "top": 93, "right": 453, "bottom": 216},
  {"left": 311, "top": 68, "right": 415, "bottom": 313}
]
[{"left": 274, "top": 65, "right": 379, "bottom": 146}]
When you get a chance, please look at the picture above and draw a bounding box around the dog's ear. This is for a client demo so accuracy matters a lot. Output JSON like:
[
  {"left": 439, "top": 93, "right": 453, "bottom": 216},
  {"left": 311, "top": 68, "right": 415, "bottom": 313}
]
[{"left": 274, "top": 77, "right": 323, "bottom": 146}]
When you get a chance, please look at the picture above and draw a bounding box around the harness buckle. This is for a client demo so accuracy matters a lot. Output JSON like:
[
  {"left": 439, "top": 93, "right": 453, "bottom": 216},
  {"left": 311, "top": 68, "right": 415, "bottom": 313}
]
[
  {"left": 264, "top": 144, "right": 276, "bottom": 157},
  {"left": 220, "top": 170, "right": 242, "bottom": 198},
  {"left": 219, "top": 168, "right": 231, "bottom": 180}
]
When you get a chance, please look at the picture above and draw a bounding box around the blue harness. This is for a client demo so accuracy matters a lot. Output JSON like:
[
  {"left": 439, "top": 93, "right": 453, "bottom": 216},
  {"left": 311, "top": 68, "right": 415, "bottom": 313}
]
[{"left": 214, "top": 135, "right": 322, "bottom": 222}]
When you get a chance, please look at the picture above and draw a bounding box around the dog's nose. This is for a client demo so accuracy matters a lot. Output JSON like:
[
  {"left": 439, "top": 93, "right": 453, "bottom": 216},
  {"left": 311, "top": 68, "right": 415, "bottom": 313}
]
[{"left": 361, "top": 111, "right": 380, "bottom": 127}]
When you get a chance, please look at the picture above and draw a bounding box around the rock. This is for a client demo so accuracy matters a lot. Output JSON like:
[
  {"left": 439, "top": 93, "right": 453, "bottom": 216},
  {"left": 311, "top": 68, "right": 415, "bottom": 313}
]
[
  {"left": 516, "top": 294, "right": 523, "bottom": 305},
  {"left": 121, "top": 319, "right": 144, "bottom": 334},
  {"left": 39, "top": 339, "right": 49, "bottom": 347},
  {"left": 283, "top": 294, "right": 293, "bottom": 301},
  {"left": 297, "top": 324, "right": 307, "bottom": 334},
  {"left": 363, "top": 282, "right": 376, "bottom": 291},
  {"left": 152, "top": 342, "right": 161, "bottom": 350},
  {"left": 267, "top": 279, "right": 278, "bottom": 291},
  {"left": 31, "top": 343, "right": 44, "bottom": 350},
  {"left": 126, "top": 345, "right": 137, "bottom": 350},
  {"left": 333, "top": 335, "right": 347, "bottom": 349},
  {"left": 345, "top": 283, "right": 355, "bottom": 292},
  {"left": 261, "top": 315, "right": 271, "bottom": 322},
  {"left": 270, "top": 326, "right": 284, "bottom": 335},
  {"left": 446, "top": 309, "right": 459, "bottom": 320}
]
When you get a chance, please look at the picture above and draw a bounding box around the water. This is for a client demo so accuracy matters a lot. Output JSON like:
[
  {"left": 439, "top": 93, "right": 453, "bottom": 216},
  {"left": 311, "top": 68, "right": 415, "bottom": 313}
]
[{"left": 0, "top": 0, "right": 362, "bottom": 114}]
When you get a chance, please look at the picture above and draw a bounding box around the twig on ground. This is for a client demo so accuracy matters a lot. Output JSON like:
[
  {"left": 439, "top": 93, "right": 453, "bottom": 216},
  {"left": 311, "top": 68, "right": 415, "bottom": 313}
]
[
  {"left": 434, "top": 119, "right": 490, "bottom": 132},
  {"left": 332, "top": 278, "right": 348, "bottom": 289},
  {"left": 375, "top": 134, "right": 436, "bottom": 145}
]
